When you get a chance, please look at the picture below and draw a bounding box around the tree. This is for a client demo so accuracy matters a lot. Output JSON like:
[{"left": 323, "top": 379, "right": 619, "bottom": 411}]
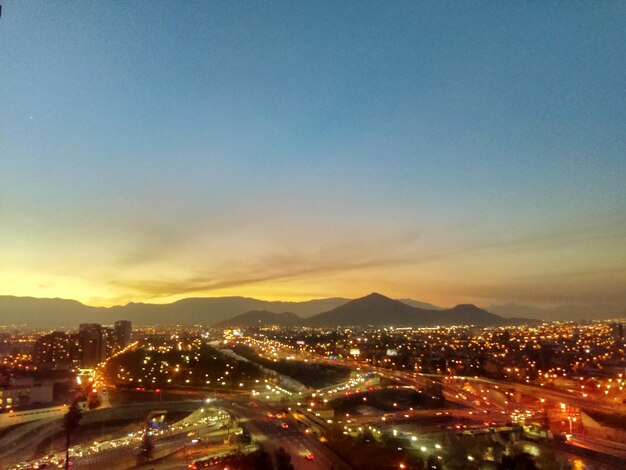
[
  {"left": 498, "top": 452, "right": 539, "bottom": 470},
  {"left": 275, "top": 447, "right": 295, "bottom": 470},
  {"left": 87, "top": 392, "right": 101, "bottom": 410},
  {"left": 440, "top": 435, "right": 483, "bottom": 470},
  {"left": 534, "top": 449, "right": 573, "bottom": 470},
  {"left": 249, "top": 448, "right": 273, "bottom": 470},
  {"left": 138, "top": 430, "right": 154, "bottom": 463},
  {"left": 63, "top": 399, "right": 83, "bottom": 470},
  {"left": 426, "top": 455, "right": 441, "bottom": 469}
]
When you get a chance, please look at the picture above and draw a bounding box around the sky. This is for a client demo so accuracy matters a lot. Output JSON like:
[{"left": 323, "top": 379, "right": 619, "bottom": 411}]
[{"left": 0, "top": 1, "right": 625, "bottom": 308}]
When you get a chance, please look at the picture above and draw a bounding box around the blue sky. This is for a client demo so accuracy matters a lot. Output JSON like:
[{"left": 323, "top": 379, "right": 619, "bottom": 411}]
[{"left": 1, "top": 1, "right": 625, "bottom": 306}]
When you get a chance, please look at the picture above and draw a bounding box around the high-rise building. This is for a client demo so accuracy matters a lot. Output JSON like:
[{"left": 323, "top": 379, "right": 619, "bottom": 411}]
[
  {"left": 33, "top": 331, "right": 81, "bottom": 370},
  {"left": 114, "top": 320, "right": 132, "bottom": 348},
  {"left": 78, "top": 323, "right": 107, "bottom": 367}
]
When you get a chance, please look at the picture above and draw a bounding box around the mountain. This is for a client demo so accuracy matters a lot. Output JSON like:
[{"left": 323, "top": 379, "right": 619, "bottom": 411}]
[
  {"left": 214, "top": 311, "right": 302, "bottom": 328},
  {"left": 397, "top": 299, "right": 442, "bottom": 310},
  {"left": 305, "top": 293, "right": 432, "bottom": 327},
  {"left": 0, "top": 295, "right": 349, "bottom": 328},
  {"left": 439, "top": 304, "right": 507, "bottom": 327},
  {"left": 485, "top": 303, "right": 546, "bottom": 319},
  {"left": 0, "top": 296, "right": 102, "bottom": 328},
  {"left": 304, "top": 293, "right": 524, "bottom": 327},
  {"left": 105, "top": 296, "right": 351, "bottom": 324},
  {"left": 0, "top": 294, "right": 571, "bottom": 329},
  {"left": 486, "top": 302, "right": 626, "bottom": 322}
]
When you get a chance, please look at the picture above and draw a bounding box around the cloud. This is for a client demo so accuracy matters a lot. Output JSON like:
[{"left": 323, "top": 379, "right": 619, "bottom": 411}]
[
  {"left": 103, "top": 221, "right": 626, "bottom": 305},
  {"left": 443, "top": 267, "right": 626, "bottom": 304},
  {"left": 108, "top": 230, "right": 434, "bottom": 299}
]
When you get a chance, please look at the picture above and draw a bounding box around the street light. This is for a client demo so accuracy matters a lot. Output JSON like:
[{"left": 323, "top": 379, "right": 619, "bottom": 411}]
[{"left": 567, "top": 416, "right": 577, "bottom": 434}]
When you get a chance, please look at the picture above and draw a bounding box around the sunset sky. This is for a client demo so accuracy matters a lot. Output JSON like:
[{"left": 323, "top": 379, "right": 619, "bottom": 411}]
[{"left": 1, "top": 1, "right": 625, "bottom": 308}]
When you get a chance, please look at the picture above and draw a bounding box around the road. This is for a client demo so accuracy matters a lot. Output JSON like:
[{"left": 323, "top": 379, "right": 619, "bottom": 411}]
[
  {"left": 239, "top": 336, "right": 626, "bottom": 466},
  {"left": 74, "top": 423, "right": 231, "bottom": 469},
  {"left": 4, "top": 392, "right": 352, "bottom": 470},
  {"left": 2, "top": 400, "right": 204, "bottom": 469},
  {"left": 451, "top": 375, "right": 626, "bottom": 416},
  {"left": 570, "top": 434, "right": 626, "bottom": 459},
  {"left": 226, "top": 399, "right": 352, "bottom": 470}
]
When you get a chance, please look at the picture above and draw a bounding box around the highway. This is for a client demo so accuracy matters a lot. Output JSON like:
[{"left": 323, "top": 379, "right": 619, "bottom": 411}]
[
  {"left": 238, "top": 336, "right": 626, "bottom": 466},
  {"left": 7, "top": 333, "right": 625, "bottom": 469},
  {"left": 226, "top": 399, "right": 352, "bottom": 470},
  {"left": 73, "top": 422, "right": 232, "bottom": 469},
  {"left": 2, "top": 400, "right": 206, "bottom": 469},
  {"left": 450, "top": 374, "right": 626, "bottom": 416},
  {"left": 4, "top": 393, "right": 353, "bottom": 470}
]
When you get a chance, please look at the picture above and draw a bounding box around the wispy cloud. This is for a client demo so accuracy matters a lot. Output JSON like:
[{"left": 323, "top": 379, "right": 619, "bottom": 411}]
[
  {"left": 108, "top": 231, "right": 432, "bottom": 299},
  {"left": 105, "top": 222, "right": 626, "bottom": 304}
]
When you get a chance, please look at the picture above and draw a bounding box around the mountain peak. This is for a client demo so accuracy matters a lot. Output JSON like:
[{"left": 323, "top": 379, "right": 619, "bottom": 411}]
[
  {"left": 363, "top": 292, "right": 390, "bottom": 300},
  {"left": 305, "top": 292, "right": 424, "bottom": 327},
  {"left": 450, "top": 303, "right": 482, "bottom": 311}
]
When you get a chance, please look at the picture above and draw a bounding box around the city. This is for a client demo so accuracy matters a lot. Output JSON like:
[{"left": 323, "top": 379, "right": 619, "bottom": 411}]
[
  {"left": 1, "top": 1, "right": 625, "bottom": 469},
  {"left": 2, "top": 295, "right": 626, "bottom": 469}
]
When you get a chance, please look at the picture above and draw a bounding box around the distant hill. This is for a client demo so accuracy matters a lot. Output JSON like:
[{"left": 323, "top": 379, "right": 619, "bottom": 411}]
[
  {"left": 0, "top": 295, "right": 349, "bottom": 328},
  {"left": 0, "top": 294, "right": 438, "bottom": 328},
  {"left": 305, "top": 293, "right": 432, "bottom": 327},
  {"left": 484, "top": 303, "right": 545, "bottom": 319},
  {"left": 303, "top": 293, "right": 527, "bottom": 327},
  {"left": 214, "top": 310, "right": 302, "bottom": 328},
  {"left": 397, "top": 299, "right": 442, "bottom": 310},
  {"left": 105, "top": 296, "right": 351, "bottom": 324},
  {"left": 215, "top": 294, "right": 531, "bottom": 328},
  {"left": 486, "top": 302, "right": 626, "bottom": 322},
  {"left": 0, "top": 296, "right": 102, "bottom": 328},
  {"left": 439, "top": 304, "right": 507, "bottom": 327},
  {"left": 1, "top": 293, "right": 606, "bottom": 329}
]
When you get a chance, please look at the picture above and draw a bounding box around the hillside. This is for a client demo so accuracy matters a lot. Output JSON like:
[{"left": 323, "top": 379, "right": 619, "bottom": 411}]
[
  {"left": 0, "top": 296, "right": 102, "bottom": 328},
  {"left": 486, "top": 302, "right": 626, "bottom": 322},
  {"left": 213, "top": 310, "right": 303, "bottom": 328},
  {"left": 305, "top": 293, "right": 435, "bottom": 327},
  {"left": 304, "top": 293, "right": 530, "bottom": 327},
  {"left": 0, "top": 293, "right": 572, "bottom": 328},
  {"left": 0, "top": 295, "right": 349, "bottom": 328},
  {"left": 398, "top": 299, "right": 442, "bottom": 310},
  {"left": 440, "top": 304, "right": 506, "bottom": 327}
]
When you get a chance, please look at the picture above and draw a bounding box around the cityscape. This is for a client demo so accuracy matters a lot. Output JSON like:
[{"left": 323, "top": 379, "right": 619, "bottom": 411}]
[
  {"left": 1, "top": 1, "right": 625, "bottom": 470},
  {"left": 2, "top": 293, "right": 626, "bottom": 469}
]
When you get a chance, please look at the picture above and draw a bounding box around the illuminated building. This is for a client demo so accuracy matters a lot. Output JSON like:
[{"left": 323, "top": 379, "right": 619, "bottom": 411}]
[
  {"left": 114, "top": 320, "right": 132, "bottom": 348},
  {"left": 78, "top": 323, "right": 107, "bottom": 367},
  {"left": 33, "top": 331, "right": 81, "bottom": 370},
  {"left": 0, "top": 377, "right": 53, "bottom": 410}
]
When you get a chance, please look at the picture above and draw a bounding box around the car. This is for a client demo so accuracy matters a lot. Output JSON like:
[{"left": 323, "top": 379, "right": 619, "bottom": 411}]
[
  {"left": 280, "top": 422, "right": 289, "bottom": 429},
  {"left": 188, "top": 457, "right": 216, "bottom": 469},
  {"left": 305, "top": 453, "right": 315, "bottom": 461}
]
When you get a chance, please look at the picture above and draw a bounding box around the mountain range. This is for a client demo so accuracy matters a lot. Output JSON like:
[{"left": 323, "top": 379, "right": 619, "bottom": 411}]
[
  {"left": 1, "top": 293, "right": 623, "bottom": 329},
  {"left": 0, "top": 295, "right": 349, "bottom": 328},
  {"left": 486, "top": 302, "right": 626, "bottom": 322},
  {"left": 218, "top": 293, "right": 533, "bottom": 328}
]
